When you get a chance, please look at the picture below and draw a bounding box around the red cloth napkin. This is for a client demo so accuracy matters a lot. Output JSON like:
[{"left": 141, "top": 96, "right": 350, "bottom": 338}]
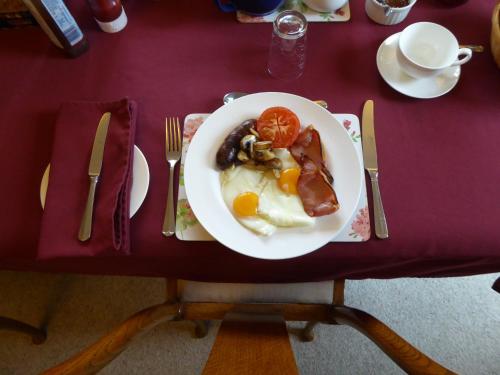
[{"left": 38, "top": 98, "right": 137, "bottom": 259}]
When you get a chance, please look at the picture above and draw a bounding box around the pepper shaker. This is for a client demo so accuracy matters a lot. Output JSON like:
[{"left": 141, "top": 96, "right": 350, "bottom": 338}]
[{"left": 267, "top": 10, "right": 308, "bottom": 80}]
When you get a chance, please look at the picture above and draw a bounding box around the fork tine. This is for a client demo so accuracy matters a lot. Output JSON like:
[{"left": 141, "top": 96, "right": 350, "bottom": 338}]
[
  {"left": 165, "top": 118, "right": 169, "bottom": 156},
  {"left": 175, "top": 117, "right": 181, "bottom": 151},
  {"left": 170, "top": 117, "right": 175, "bottom": 151},
  {"left": 172, "top": 117, "right": 177, "bottom": 151},
  {"left": 169, "top": 117, "right": 174, "bottom": 151},
  {"left": 173, "top": 117, "right": 177, "bottom": 151}
]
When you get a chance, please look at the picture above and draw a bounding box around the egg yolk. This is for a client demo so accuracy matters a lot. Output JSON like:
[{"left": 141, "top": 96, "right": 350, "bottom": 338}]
[
  {"left": 233, "top": 192, "right": 259, "bottom": 216},
  {"left": 278, "top": 168, "right": 301, "bottom": 195}
]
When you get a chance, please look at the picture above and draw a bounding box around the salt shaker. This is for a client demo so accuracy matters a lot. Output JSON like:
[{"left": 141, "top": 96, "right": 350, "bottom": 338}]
[{"left": 267, "top": 10, "right": 308, "bottom": 80}]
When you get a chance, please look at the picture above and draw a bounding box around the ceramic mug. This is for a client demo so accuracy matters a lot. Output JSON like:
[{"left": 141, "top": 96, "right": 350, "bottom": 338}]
[
  {"left": 214, "top": 0, "right": 284, "bottom": 16},
  {"left": 365, "top": 0, "right": 417, "bottom": 25},
  {"left": 396, "top": 22, "right": 473, "bottom": 79},
  {"left": 302, "top": 0, "right": 348, "bottom": 12}
]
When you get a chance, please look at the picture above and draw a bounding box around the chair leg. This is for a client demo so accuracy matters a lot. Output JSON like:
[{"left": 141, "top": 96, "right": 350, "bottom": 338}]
[
  {"left": 300, "top": 321, "right": 318, "bottom": 342},
  {"left": 165, "top": 280, "right": 209, "bottom": 339},
  {"left": 300, "top": 279, "right": 345, "bottom": 342},
  {"left": 492, "top": 277, "right": 500, "bottom": 293},
  {"left": 194, "top": 320, "right": 209, "bottom": 338},
  {"left": 0, "top": 316, "right": 46, "bottom": 345}
]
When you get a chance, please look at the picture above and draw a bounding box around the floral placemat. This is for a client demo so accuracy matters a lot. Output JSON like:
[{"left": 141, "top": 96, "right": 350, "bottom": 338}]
[
  {"left": 237, "top": 0, "right": 350, "bottom": 23},
  {"left": 176, "top": 113, "right": 370, "bottom": 242}
]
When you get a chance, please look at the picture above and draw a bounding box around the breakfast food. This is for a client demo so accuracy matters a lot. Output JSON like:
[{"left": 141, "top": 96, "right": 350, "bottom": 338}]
[
  {"left": 220, "top": 149, "right": 315, "bottom": 236},
  {"left": 216, "top": 106, "right": 339, "bottom": 235},
  {"left": 290, "top": 126, "right": 339, "bottom": 217},
  {"left": 216, "top": 119, "right": 256, "bottom": 170},
  {"left": 256, "top": 107, "right": 300, "bottom": 148}
]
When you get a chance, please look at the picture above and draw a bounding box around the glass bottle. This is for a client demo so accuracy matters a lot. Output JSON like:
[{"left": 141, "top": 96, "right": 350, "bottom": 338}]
[
  {"left": 86, "top": 0, "right": 127, "bottom": 33},
  {"left": 267, "top": 10, "right": 308, "bottom": 80},
  {"left": 21, "top": 0, "right": 88, "bottom": 57}
]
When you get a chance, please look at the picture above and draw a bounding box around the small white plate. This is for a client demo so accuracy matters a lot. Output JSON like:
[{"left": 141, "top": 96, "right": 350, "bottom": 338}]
[
  {"left": 184, "top": 92, "right": 363, "bottom": 260},
  {"left": 40, "top": 145, "right": 149, "bottom": 218},
  {"left": 376, "top": 32, "right": 461, "bottom": 99}
]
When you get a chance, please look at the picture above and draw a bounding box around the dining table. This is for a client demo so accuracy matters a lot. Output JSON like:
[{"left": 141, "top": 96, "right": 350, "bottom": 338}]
[
  {"left": 2, "top": 1, "right": 500, "bottom": 373},
  {"left": 0, "top": 0, "right": 499, "bottom": 285}
]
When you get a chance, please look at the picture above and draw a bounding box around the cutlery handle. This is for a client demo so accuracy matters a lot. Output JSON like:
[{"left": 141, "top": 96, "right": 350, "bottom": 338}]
[
  {"left": 459, "top": 44, "right": 484, "bottom": 53},
  {"left": 369, "top": 171, "right": 389, "bottom": 239},
  {"left": 78, "top": 175, "right": 98, "bottom": 241},
  {"left": 162, "top": 164, "right": 176, "bottom": 237}
]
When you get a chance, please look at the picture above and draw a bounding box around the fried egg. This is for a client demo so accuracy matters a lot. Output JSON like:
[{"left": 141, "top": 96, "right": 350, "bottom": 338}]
[{"left": 220, "top": 149, "right": 315, "bottom": 236}]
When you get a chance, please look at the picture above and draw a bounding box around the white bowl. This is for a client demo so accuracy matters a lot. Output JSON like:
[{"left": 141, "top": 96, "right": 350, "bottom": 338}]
[{"left": 365, "top": 0, "right": 417, "bottom": 25}]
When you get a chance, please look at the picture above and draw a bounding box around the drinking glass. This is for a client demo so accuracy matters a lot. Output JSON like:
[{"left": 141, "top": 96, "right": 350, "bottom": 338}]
[{"left": 267, "top": 10, "right": 308, "bottom": 80}]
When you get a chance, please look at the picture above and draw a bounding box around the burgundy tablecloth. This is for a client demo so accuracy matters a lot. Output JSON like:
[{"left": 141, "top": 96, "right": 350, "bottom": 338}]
[{"left": 0, "top": 0, "right": 499, "bottom": 282}]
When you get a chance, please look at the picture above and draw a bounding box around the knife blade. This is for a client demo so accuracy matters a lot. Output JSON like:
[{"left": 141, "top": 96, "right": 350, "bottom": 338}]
[
  {"left": 362, "top": 100, "right": 388, "bottom": 239},
  {"left": 78, "top": 112, "right": 111, "bottom": 241}
]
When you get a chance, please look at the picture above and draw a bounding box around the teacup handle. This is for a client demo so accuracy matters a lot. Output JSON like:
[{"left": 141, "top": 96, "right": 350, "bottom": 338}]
[
  {"left": 214, "top": 0, "right": 236, "bottom": 12},
  {"left": 452, "top": 48, "right": 473, "bottom": 66}
]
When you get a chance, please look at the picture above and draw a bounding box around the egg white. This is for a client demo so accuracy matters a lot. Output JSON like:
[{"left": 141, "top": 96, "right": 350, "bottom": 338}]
[
  {"left": 220, "top": 166, "right": 277, "bottom": 236},
  {"left": 220, "top": 149, "right": 315, "bottom": 236},
  {"left": 273, "top": 148, "right": 299, "bottom": 170},
  {"left": 258, "top": 177, "right": 315, "bottom": 228}
]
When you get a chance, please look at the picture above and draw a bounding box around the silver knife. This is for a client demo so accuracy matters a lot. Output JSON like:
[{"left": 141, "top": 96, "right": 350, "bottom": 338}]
[
  {"left": 362, "top": 100, "right": 389, "bottom": 239},
  {"left": 78, "top": 112, "right": 111, "bottom": 241}
]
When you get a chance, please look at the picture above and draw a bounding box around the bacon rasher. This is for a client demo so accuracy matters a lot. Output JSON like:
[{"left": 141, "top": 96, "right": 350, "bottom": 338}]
[
  {"left": 290, "top": 125, "right": 333, "bottom": 184},
  {"left": 290, "top": 126, "right": 339, "bottom": 217}
]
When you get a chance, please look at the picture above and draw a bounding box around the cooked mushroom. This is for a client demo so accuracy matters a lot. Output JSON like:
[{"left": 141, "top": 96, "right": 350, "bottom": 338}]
[
  {"left": 254, "top": 149, "right": 275, "bottom": 162},
  {"left": 253, "top": 141, "right": 272, "bottom": 151},
  {"left": 249, "top": 128, "right": 260, "bottom": 137},
  {"left": 240, "top": 134, "right": 257, "bottom": 154},
  {"left": 237, "top": 150, "right": 250, "bottom": 162}
]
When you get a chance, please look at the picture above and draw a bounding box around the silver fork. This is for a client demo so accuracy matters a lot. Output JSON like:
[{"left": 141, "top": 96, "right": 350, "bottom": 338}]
[{"left": 162, "top": 117, "right": 182, "bottom": 237}]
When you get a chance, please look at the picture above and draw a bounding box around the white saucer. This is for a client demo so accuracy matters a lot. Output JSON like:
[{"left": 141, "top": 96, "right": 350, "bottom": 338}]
[
  {"left": 376, "top": 33, "right": 461, "bottom": 99},
  {"left": 40, "top": 145, "right": 149, "bottom": 218}
]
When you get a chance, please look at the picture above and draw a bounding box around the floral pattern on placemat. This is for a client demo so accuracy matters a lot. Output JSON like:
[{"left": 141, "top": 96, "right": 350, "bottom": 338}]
[
  {"left": 236, "top": 0, "right": 350, "bottom": 23},
  {"left": 175, "top": 113, "right": 370, "bottom": 242},
  {"left": 343, "top": 119, "right": 361, "bottom": 143},
  {"left": 183, "top": 116, "right": 204, "bottom": 142},
  {"left": 176, "top": 198, "right": 198, "bottom": 236},
  {"left": 349, "top": 206, "right": 370, "bottom": 241}
]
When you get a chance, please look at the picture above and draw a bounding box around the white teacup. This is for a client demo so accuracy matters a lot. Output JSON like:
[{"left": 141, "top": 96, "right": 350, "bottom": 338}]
[
  {"left": 302, "top": 0, "right": 348, "bottom": 12},
  {"left": 396, "top": 22, "right": 472, "bottom": 79}
]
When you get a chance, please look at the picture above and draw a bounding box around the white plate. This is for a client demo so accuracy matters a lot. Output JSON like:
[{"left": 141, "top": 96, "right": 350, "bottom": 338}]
[
  {"left": 40, "top": 145, "right": 149, "bottom": 218},
  {"left": 184, "top": 92, "right": 363, "bottom": 260},
  {"left": 376, "top": 33, "right": 461, "bottom": 99}
]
